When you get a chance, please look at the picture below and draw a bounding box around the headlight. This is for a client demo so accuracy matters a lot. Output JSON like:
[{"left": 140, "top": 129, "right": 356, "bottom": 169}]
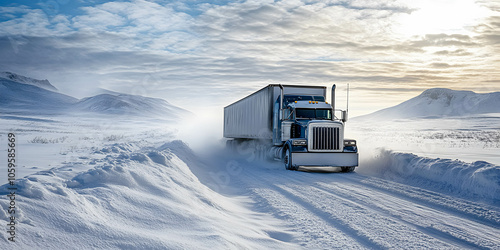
[
  {"left": 292, "top": 139, "right": 307, "bottom": 146},
  {"left": 344, "top": 139, "right": 357, "bottom": 147}
]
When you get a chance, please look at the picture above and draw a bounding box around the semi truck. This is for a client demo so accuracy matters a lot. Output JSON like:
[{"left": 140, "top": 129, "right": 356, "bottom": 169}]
[{"left": 224, "top": 84, "right": 358, "bottom": 171}]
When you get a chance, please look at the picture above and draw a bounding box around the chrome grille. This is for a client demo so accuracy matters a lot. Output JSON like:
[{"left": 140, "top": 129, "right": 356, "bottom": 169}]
[{"left": 312, "top": 127, "right": 340, "bottom": 150}]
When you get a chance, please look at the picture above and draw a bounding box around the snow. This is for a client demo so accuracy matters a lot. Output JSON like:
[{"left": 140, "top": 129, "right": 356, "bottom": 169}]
[
  {"left": 348, "top": 90, "right": 500, "bottom": 203},
  {"left": 355, "top": 88, "right": 500, "bottom": 120},
  {"left": 0, "top": 73, "right": 499, "bottom": 248},
  {"left": 349, "top": 113, "right": 500, "bottom": 165},
  {"left": 0, "top": 78, "right": 77, "bottom": 114},
  {"left": 75, "top": 93, "right": 190, "bottom": 118},
  {"left": 358, "top": 149, "right": 500, "bottom": 201},
  {"left": 1, "top": 113, "right": 499, "bottom": 248},
  {"left": 0, "top": 72, "right": 57, "bottom": 91},
  {"left": 0, "top": 72, "right": 189, "bottom": 118},
  {"left": 0, "top": 117, "right": 294, "bottom": 248}
]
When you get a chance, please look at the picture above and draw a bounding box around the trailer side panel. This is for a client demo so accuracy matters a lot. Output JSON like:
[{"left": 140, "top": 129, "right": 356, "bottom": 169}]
[
  {"left": 224, "top": 86, "right": 274, "bottom": 139},
  {"left": 223, "top": 85, "right": 326, "bottom": 140}
]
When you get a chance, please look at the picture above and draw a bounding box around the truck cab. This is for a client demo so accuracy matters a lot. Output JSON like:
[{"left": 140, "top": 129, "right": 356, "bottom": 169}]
[{"left": 274, "top": 93, "right": 358, "bottom": 171}]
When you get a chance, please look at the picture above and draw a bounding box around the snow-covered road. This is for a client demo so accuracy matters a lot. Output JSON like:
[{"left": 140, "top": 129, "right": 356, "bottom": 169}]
[{"left": 197, "top": 152, "right": 500, "bottom": 249}]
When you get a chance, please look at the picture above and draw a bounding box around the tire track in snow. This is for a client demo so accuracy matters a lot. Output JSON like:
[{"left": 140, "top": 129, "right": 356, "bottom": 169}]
[
  {"left": 242, "top": 167, "right": 378, "bottom": 249},
  {"left": 276, "top": 171, "right": 499, "bottom": 248},
  {"left": 313, "top": 181, "right": 499, "bottom": 249},
  {"left": 252, "top": 188, "right": 367, "bottom": 249},
  {"left": 223, "top": 159, "right": 499, "bottom": 249},
  {"left": 280, "top": 170, "right": 499, "bottom": 228},
  {"left": 275, "top": 183, "right": 457, "bottom": 249},
  {"left": 245, "top": 169, "right": 449, "bottom": 248},
  {"left": 350, "top": 176, "right": 500, "bottom": 226}
]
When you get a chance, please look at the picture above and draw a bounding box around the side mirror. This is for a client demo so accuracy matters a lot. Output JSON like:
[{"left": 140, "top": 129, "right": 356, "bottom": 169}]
[{"left": 341, "top": 110, "right": 348, "bottom": 122}]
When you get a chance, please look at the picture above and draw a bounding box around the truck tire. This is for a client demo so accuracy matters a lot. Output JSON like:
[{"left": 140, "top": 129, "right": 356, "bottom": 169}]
[
  {"left": 341, "top": 166, "right": 355, "bottom": 173},
  {"left": 284, "top": 147, "right": 294, "bottom": 170}
]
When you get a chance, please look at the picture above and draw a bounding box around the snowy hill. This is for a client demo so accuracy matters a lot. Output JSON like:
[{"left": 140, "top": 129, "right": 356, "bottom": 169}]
[
  {"left": 0, "top": 77, "right": 77, "bottom": 114},
  {"left": 0, "top": 72, "right": 189, "bottom": 118},
  {"left": 0, "top": 135, "right": 290, "bottom": 248},
  {"left": 74, "top": 93, "right": 188, "bottom": 118},
  {"left": 356, "top": 88, "right": 500, "bottom": 120},
  {"left": 0, "top": 71, "right": 57, "bottom": 91}
]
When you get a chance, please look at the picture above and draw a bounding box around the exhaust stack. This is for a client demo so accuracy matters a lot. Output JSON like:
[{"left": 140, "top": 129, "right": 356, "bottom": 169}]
[
  {"left": 279, "top": 84, "right": 284, "bottom": 120},
  {"left": 331, "top": 84, "right": 336, "bottom": 111}
]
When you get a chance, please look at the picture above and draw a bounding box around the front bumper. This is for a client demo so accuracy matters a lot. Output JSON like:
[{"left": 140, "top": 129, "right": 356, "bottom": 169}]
[{"left": 291, "top": 152, "right": 358, "bottom": 168}]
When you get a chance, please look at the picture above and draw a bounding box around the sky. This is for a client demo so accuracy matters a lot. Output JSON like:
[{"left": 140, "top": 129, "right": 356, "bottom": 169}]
[{"left": 0, "top": 0, "right": 499, "bottom": 117}]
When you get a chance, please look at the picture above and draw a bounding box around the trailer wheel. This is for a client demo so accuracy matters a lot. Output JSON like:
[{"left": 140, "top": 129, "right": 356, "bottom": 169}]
[
  {"left": 341, "top": 166, "right": 355, "bottom": 173},
  {"left": 284, "top": 148, "right": 294, "bottom": 170}
]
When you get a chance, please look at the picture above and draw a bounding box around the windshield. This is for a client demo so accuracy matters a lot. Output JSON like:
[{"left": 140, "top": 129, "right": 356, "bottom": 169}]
[{"left": 296, "top": 109, "right": 332, "bottom": 120}]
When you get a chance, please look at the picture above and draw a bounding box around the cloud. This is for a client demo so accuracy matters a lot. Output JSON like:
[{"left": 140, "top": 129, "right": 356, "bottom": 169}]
[
  {"left": 0, "top": 8, "right": 72, "bottom": 36},
  {"left": 433, "top": 49, "right": 472, "bottom": 56},
  {"left": 0, "top": 0, "right": 499, "bottom": 116},
  {"left": 72, "top": 5, "right": 127, "bottom": 30},
  {"left": 73, "top": 0, "right": 193, "bottom": 33},
  {"left": 474, "top": 16, "right": 500, "bottom": 46},
  {"left": 428, "top": 63, "right": 463, "bottom": 69},
  {"left": 409, "top": 34, "right": 477, "bottom": 48}
]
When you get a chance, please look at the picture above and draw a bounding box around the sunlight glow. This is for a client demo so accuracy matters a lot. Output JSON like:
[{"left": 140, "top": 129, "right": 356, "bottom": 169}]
[{"left": 395, "top": 0, "right": 491, "bottom": 37}]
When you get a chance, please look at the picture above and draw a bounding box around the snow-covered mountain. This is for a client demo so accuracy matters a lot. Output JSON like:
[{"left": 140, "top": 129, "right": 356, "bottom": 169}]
[
  {"left": 0, "top": 76, "right": 78, "bottom": 114},
  {"left": 74, "top": 93, "right": 188, "bottom": 118},
  {"left": 0, "top": 72, "right": 189, "bottom": 118},
  {"left": 356, "top": 88, "right": 500, "bottom": 120},
  {"left": 0, "top": 71, "right": 58, "bottom": 91}
]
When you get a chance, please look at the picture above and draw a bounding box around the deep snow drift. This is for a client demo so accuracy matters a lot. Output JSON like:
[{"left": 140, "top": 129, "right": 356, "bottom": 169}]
[
  {"left": 2, "top": 143, "right": 287, "bottom": 248},
  {"left": 0, "top": 117, "right": 293, "bottom": 248},
  {"left": 359, "top": 149, "right": 500, "bottom": 201}
]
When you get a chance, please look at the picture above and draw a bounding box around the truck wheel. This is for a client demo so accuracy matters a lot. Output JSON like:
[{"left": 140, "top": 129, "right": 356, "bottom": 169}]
[
  {"left": 284, "top": 148, "right": 294, "bottom": 170},
  {"left": 341, "top": 166, "right": 355, "bottom": 173}
]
